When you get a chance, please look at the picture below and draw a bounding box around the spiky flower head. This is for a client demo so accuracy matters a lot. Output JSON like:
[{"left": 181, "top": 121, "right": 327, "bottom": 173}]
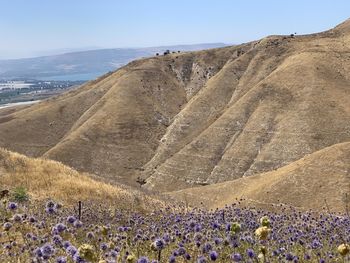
[
  {"left": 246, "top": 248, "right": 255, "bottom": 258},
  {"left": 209, "top": 250, "right": 218, "bottom": 261},
  {"left": 152, "top": 238, "right": 165, "bottom": 251},
  {"left": 8, "top": 202, "right": 17, "bottom": 210},
  {"left": 78, "top": 244, "right": 96, "bottom": 261},
  {"left": 56, "top": 256, "right": 67, "bottom": 263},
  {"left": 231, "top": 222, "right": 241, "bottom": 234},
  {"left": 127, "top": 254, "right": 136, "bottom": 262},
  {"left": 137, "top": 256, "right": 149, "bottom": 263},
  {"left": 259, "top": 216, "right": 270, "bottom": 227},
  {"left": 338, "top": 243, "right": 350, "bottom": 256},
  {"left": 12, "top": 214, "right": 22, "bottom": 222},
  {"left": 67, "top": 216, "right": 76, "bottom": 224},
  {"left": 3, "top": 222, "right": 12, "bottom": 231},
  {"left": 255, "top": 227, "right": 270, "bottom": 240},
  {"left": 41, "top": 243, "right": 55, "bottom": 257},
  {"left": 231, "top": 253, "right": 242, "bottom": 262}
]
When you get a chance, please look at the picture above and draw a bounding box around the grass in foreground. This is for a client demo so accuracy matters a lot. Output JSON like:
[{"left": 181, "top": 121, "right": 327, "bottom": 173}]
[
  {"left": 1, "top": 200, "right": 350, "bottom": 263},
  {"left": 0, "top": 147, "right": 162, "bottom": 210}
]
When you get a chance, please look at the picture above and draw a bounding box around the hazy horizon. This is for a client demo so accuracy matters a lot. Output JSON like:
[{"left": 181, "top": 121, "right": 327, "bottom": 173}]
[
  {"left": 0, "top": 42, "right": 229, "bottom": 61},
  {"left": 1, "top": 0, "right": 349, "bottom": 59}
]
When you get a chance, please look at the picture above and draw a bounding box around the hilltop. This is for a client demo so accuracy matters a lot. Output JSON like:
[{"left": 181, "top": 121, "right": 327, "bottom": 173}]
[{"left": 0, "top": 19, "right": 349, "bottom": 201}]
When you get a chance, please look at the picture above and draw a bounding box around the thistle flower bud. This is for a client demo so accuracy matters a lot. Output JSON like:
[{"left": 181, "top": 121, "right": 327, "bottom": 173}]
[
  {"left": 255, "top": 226, "right": 270, "bottom": 240},
  {"left": 338, "top": 243, "right": 350, "bottom": 256},
  {"left": 78, "top": 243, "right": 96, "bottom": 261},
  {"left": 127, "top": 254, "right": 136, "bottom": 262},
  {"left": 231, "top": 222, "right": 241, "bottom": 234},
  {"left": 259, "top": 216, "right": 270, "bottom": 227}
]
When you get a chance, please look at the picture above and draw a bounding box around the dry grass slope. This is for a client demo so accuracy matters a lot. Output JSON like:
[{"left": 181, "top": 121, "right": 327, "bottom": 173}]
[
  {"left": 0, "top": 19, "right": 349, "bottom": 195},
  {"left": 168, "top": 142, "right": 350, "bottom": 211},
  {"left": 0, "top": 148, "right": 163, "bottom": 210},
  {"left": 143, "top": 19, "right": 350, "bottom": 191}
]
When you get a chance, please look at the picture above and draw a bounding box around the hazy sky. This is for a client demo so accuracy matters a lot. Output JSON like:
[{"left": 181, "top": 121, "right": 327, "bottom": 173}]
[{"left": 1, "top": 0, "right": 349, "bottom": 59}]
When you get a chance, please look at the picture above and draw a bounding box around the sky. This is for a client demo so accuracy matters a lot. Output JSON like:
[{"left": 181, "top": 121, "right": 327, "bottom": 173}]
[{"left": 0, "top": 0, "right": 349, "bottom": 59}]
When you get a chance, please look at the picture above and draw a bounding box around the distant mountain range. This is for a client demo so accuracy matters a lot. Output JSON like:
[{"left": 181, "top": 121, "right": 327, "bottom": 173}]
[{"left": 0, "top": 43, "right": 227, "bottom": 81}]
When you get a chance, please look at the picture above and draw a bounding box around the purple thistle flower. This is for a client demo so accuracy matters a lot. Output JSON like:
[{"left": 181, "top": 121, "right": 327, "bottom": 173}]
[
  {"left": 209, "top": 251, "right": 218, "bottom": 261},
  {"left": 110, "top": 250, "right": 118, "bottom": 258},
  {"left": 197, "top": 256, "right": 208, "bottom": 263},
  {"left": 8, "top": 202, "right": 17, "bottom": 210},
  {"left": 4, "top": 244, "right": 12, "bottom": 250},
  {"left": 66, "top": 245, "right": 78, "bottom": 256},
  {"left": 202, "top": 243, "right": 212, "bottom": 254},
  {"left": 46, "top": 200, "right": 55, "bottom": 208},
  {"left": 45, "top": 206, "right": 56, "bottom": 214},
  {"left": 52, "top": 235, "right": 63, "bottom": 246},
  {"left": 86, "top": 231, "right": 95, "bottom": 239},
  {"left": 169, "top": 255, "right": 176, "bottom": 263},
  {"left": 246, "top": 249, "right": 255, "bottom": 258},
  {"left": 67, "top": 216, "right": 76, "bottom": 224},
  {"left": 232, "top": 253, "right": 242, "bottom": 262},
  {"left": 311, "top": 239, "right": 322, "bottom": 249},
  {"left": 41, "top": 243, "right": 55, "bottom": 257},
  {"left": 34, "top": 247, "right": 43, "bottom": 257},
  {"left": 153, "top": 238, "right": 165, "bottom": 250},
  {"left": 3, "top": 222, "right": 12, "bottom": 231},
  {"left": 56, "top": 256, "right": 67, "bottom": 263},
  {"left": 63, "top": 241, "right": 71, "bottom": 249},
  {"left": 100, "top": 242, "right": 108, "bottom": 251},
  {"left": 286, "top": 253, "right": 295, "bottom": 261},
  {"left": 73, "top": 254, "right": 86, "bottom": 263},
  {"left": 73, "top": 220, "right": 83, "bottom": 228},
  {"left": 12, "top": 214, "right": 22, "bottom": 222},
  {"left": 55, "top": 223, "right": 66, "bottom": 233},
  {"left": 138, "top": 257, "right": 150, "bottom": 263},
  {"left": 178, "top": 247, "right": 186, "bottom": 255}
]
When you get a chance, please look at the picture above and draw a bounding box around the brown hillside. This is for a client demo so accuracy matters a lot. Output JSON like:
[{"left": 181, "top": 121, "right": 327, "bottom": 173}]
[
  {"left": 168, "top": 142, "right": 350, "bottom": 211},
  {"left": 143, "top": 20, "right": 350, "bottom": 191},
  {"left": 0, "top": 20, "right": 349, "bottom": 191}
]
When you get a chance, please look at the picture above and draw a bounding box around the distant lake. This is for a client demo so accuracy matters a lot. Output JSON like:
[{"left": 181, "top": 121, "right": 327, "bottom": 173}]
[
  {"left": 38, "top": 72, "right": 107, "bottom": 81},
  {"left": 0, "top": 100, "right": 40, "bottom": 109}
]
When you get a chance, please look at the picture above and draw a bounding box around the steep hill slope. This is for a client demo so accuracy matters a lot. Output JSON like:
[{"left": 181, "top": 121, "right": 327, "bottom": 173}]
[
  {"left": 143, "top": 19, "right": 350, "bottom": 191},
  {"left": 0, "top": 46, "right": 236, "bottom": 185},
  {"left": 0, "top": 20, "right": 349, "bottom": 190},
  {"left": 167, "top": 142, "right": 350, "bottom": 211},
  {"left": 0, "top": 148, "right": 162, "bottom": 210}
]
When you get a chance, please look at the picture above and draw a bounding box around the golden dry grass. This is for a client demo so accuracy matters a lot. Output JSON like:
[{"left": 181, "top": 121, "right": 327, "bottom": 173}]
[
  {"left": 0, "top": 148, "right": 163, "bottom": 210},
  {"left": 168, "top": 142, "right": 350, "bottom": 211},
  {"left": 0, "top": 19, "right": 349, "bottom": 195}
]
